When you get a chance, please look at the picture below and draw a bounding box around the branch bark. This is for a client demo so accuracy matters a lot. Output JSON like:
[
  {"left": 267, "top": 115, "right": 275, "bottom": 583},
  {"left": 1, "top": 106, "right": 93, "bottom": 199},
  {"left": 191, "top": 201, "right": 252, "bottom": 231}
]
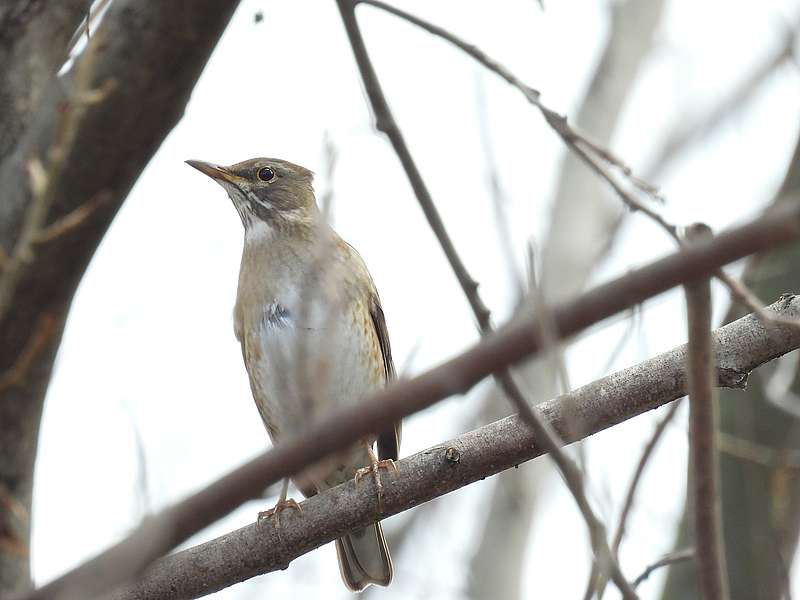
[
  {"left": 0, "top": 1, "right": 240, "bottom": 595},
  {"left": 685, "top": 224, "right": 729, "bottom": 600},
  {"left": 15, "top": 203, "right": 800, "bottom": 600},
  {"left": 106, "top": 296, "right": 800, "bottom": 600},
  {"left": 0, "top": 1, "right": 87, "bottom": 163}
]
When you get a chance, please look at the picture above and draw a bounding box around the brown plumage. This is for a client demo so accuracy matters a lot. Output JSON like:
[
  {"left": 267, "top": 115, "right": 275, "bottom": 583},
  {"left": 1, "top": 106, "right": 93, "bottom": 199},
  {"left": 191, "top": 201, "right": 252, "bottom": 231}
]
[{"left": 187, "top": 157, "right": 399, "bottom": 591}]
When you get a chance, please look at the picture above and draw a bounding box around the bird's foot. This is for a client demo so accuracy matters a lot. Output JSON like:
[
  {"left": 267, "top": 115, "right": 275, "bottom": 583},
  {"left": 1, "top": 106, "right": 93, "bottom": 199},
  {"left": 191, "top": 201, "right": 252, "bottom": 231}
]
[
  {"left": 354, "top": 459, "right": 398, "bottom": 513},
  {"left": 257, "top": 498, "right": 302, "bottom": 534}
]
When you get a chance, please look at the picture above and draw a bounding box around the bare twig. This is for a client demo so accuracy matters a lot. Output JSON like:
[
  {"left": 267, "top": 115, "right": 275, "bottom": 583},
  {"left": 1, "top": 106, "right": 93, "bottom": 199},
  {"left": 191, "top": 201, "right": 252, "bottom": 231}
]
[
  {"left": 613, "top": 401, "right": 682, "bottom": 555},
  {"left": 717, "top": 431, "right": 800, "bottom": 469},
  {"left": 32, "top": 191, "right": 111, "bottom": 244},
  {"left": 595, "top": 307, "right": 640, "bottom": 380},
  {"left": 358, "top": 0, "right": 662, "bottom": 203},
  {"left": 0, "top": 313, "right": 59, "bottom": 393},
  {"left": 685, "top": 224, "right": 729, "bottom": 600},
  {"left": 527, "top": 246, "right": 582, "bottom": 470},
  {"left": 633, "top": 548, "right": 695, "bottom": 588},
  {"left": 103, "top": 297, "right": 800, "bottom": 600},
  {"left": 590, "top": 154, "right": 800, "bottom": 333},
  {"left": 528, "top": 246, "right": 572, "bottom": 396},
  {"left": 336, "top": 2, "right": 492, "bottom": 332},
  {"left": 644, "top": 22, "right": 799, "bottom": 180},
  {"left": 15, "top": 211, "right": 800, "bottom": 600},
  {"left": 0, "top": 485, "right": 28, "bottom": 557},
  {"left": 587, "top": 399, "right": 683, "bottom": 600},
  {"left": 475, "top": 76, "right": 524, "bottom": 297},
  {"left": 337, "top": 1, "right": 637, "bottom": 595},
  {"left": 0, "top": 38, "right": 111, "bottom": 322}
]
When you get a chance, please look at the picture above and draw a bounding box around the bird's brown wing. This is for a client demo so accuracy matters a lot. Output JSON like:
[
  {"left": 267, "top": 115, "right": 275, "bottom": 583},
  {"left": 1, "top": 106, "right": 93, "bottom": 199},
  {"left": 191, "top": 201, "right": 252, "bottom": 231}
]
[{"left": 369, "top": 293, "right": 401, "bottom": 461}]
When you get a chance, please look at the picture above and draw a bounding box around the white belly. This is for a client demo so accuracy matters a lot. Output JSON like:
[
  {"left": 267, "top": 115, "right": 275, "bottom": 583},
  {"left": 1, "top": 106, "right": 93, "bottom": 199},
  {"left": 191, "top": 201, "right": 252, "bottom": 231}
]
[{"left": 243, "top": 299, "right": 381, "bottom": 443}]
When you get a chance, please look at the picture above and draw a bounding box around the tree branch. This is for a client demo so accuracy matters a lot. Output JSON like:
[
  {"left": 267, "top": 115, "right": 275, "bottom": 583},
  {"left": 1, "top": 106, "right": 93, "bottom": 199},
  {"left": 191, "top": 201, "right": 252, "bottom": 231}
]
[
  {"left": 357, "top": 0, "right": 661, "bottom": 202},
  {"left": 685, "top": 224, "right": 729, "bottom": 600},
  {"left": 106, "top": 296, "right": 800, "bottom": 600},
  {"left": 634, "top": 548, "right": 695, "bottom": 589},
  {"left": 15, "top": 204, "right": 800, "bottom": 600}
]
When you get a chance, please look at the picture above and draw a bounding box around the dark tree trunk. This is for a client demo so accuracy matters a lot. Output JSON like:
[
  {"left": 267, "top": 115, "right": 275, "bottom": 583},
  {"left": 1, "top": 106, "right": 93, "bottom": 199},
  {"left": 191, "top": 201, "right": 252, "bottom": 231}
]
[{"left": 0, "top": 1, "right": 241, "bottom": 594}]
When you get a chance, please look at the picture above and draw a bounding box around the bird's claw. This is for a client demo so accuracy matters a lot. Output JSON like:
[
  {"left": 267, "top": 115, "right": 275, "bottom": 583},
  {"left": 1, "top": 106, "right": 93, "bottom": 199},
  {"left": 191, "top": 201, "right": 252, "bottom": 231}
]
[
  {"left": 257, "top": 498, "right": 302, "bottom": 535},
  {"left": 354, "top": 459, "right": 398, "bottom": 513}
]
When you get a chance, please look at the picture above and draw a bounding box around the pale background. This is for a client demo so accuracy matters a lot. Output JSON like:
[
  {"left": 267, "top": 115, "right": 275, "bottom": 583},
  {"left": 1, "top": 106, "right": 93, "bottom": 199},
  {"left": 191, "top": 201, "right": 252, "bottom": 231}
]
[{"left": 31, "top": 1, "right": 800, "bottom": 598}]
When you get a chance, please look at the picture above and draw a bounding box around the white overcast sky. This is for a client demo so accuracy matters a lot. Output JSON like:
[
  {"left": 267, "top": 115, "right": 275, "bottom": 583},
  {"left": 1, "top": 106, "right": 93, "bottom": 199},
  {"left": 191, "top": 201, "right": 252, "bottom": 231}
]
[{"left": 31, "top": 1, "right": 800, "bottom": 598}]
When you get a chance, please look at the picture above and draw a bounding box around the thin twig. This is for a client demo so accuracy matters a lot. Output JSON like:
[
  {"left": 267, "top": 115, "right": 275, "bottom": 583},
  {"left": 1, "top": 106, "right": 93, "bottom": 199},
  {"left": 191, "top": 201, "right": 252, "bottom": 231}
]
[
  {"left": 632, "top": 548, "right": 695, "bottom": 588},
  {"left": 0, "top": 38, "right": 112, "bottom": 323},
  {"left": 15, "top": 212, "right": 800, "bottom": 600},
  {"left": 717, "top": 431, "right": 800, "bottom": 469},
  {"left": 358, "top": 0, "right": 662, "bottom": 203},
  {"left": 0, "top": 481, "right": 28, "bottom": 558},
  {"left": 337, "top": 1, "right": 636, "bottom": 596},
  {"left": 33, "top": 190, "right": 111, "bottom": 244},
  {"left": 475, "top": 75, "right": 524, "bottom": 297},
  {"left": 685, "top": 223, "right": 729, "bottom": 600},
  {"left": 336, "top": 2, "right": 492, "bottom": 332},
  {"left": 613, "top": 401, "right": 682, "bottom": 555},
  {"left": 587, "top": 149, "right": 800, "bottom": 333},
  {"left": 594, "top": 307, "right": 640, "bottom": 380},
  {"left": 528, "top": 245, "right": 572, "bottom": 396},
  {"left": 0, "top": 312, "right": 59, "bottom": 393},
  {"left": 587, "top": 399, "right": 683, "bottom": 600},
  {"left": 527, "top": 244, "right": 582, "bottom": 467},
  {"left": 644, "top": 21, "right": 799, "bottom": 180}
]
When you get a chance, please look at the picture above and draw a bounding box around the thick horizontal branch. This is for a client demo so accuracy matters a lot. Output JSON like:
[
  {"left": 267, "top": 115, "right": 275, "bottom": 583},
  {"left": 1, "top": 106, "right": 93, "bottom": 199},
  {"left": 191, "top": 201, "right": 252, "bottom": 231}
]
[
  {"left": 111, "top": 295, "right": 800, "bottom": 599},
  {"left": 17, "top": 204, "right": 800, "bottom": 600}
]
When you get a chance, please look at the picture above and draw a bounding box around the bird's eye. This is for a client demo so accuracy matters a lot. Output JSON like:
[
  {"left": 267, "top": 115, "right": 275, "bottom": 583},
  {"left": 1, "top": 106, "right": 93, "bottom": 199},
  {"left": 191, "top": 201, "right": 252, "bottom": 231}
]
[{"left": 257, "top": 166, "right": 275, "bottom": 182}]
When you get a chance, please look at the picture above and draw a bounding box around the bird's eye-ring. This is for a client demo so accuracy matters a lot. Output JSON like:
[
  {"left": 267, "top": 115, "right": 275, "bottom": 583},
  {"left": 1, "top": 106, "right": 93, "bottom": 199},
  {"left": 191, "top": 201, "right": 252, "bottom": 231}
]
[{"left": 257, "top": 166, "right": 275, "bottom": 182}]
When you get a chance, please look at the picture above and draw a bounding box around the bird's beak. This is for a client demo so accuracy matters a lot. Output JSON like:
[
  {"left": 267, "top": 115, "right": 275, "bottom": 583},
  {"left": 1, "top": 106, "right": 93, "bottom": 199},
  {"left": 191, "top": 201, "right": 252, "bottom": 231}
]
[{"left": 185, "top": 159, "right": 240, "bottom": 184}]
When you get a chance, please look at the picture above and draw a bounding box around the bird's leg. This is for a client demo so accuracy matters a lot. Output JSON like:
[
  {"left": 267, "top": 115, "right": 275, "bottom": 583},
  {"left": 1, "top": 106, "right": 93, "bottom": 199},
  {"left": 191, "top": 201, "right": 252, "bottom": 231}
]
[
  {"left": 257, "top": 478, "right": 302, "bottom": 533},
  {"left": 354, "top": 445, "right": 399, "bottom": 513}
]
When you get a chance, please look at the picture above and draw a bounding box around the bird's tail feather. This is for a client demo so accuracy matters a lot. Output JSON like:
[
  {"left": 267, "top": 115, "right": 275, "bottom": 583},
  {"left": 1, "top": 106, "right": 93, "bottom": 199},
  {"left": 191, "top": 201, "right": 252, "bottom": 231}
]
[{"left": 335, "top": 522, "right": 392, "bottom": 592}]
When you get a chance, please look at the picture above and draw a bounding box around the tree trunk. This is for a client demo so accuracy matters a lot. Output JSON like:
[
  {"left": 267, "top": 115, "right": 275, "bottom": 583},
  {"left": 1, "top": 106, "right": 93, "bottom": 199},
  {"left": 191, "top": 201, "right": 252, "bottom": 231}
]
[{"left": 0, "top": 2, "right": 240, "bottom": 594}]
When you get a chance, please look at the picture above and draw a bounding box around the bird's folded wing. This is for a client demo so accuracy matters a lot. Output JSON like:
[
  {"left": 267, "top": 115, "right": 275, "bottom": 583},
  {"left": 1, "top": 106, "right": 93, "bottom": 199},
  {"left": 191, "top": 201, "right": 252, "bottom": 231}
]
[{"left": 369, "top": 293, "right": 401, "bottom": 460}]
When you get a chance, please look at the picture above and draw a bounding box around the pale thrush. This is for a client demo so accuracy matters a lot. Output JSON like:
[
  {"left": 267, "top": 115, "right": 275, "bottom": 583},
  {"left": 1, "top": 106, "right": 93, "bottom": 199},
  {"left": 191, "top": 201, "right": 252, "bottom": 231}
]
[{"left": 186, "top": 157, "right": 400, "bottom": 592}]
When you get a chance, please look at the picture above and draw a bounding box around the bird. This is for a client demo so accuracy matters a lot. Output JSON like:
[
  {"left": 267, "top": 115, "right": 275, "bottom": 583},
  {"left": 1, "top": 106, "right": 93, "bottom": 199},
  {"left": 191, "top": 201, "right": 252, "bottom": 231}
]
[{"left": 186, "top": 156, "right": 400, "bottom": 592}]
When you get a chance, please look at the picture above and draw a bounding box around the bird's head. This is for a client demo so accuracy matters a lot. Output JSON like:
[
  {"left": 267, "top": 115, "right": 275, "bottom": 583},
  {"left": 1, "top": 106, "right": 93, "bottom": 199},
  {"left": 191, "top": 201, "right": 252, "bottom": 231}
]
[{"left": 186, "top": 157, "right": 316, "bottom": 230}]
